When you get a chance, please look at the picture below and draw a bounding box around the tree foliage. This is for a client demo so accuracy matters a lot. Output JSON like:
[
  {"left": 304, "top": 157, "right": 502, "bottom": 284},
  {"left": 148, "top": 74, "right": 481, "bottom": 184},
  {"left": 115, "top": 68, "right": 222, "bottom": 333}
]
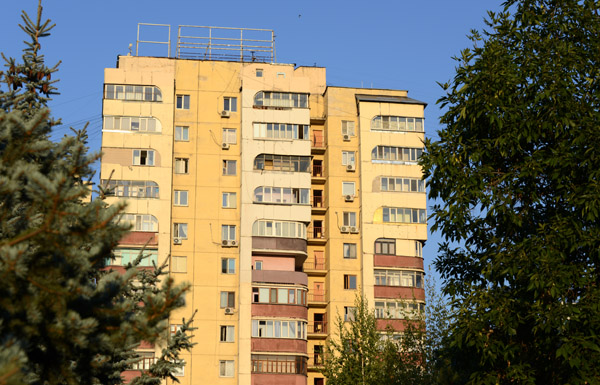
[
  {"left": 421, "top": 0, "right": 600, "bottom": 383},
  {"left": 0, "top": 3, "right": 193, "bottom": 385}
]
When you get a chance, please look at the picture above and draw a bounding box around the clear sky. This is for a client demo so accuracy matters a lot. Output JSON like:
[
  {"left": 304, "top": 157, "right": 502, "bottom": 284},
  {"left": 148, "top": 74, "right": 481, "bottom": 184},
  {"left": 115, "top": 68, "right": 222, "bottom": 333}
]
[{"left": 0, "top": 0, "right": 503, "bottom": 282}]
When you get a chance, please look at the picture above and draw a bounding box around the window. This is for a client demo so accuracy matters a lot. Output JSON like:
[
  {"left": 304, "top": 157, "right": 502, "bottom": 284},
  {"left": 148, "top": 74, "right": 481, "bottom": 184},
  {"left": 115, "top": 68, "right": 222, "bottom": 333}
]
[
  {"left": 252, "top": 286, "right": 307, "bottom": 306},
  {"left": 256, "top": 68, "right": 263, "bottom": 77},
  {"left": 343, "top": 212, "right": 357, "bottom": 227},
  {"left": 174, "top": 158, "right": 189, "bottom": 174},
  {"left": 251, "top": 320, "right": 307, "bottom": 339},
  {"left": 222, "top": 128, "right": 237, "bottom": 144},
  {"left": 220, "top": 291, "right": 235, "bottom": 308},
  {"left": 342, "top": 151, "right": 356, "bottom": 167},
  {"left": 101, "top": 180, "right": 159, "bottom": 198},
  {"left": 175, "top": 126, "right": 189, "bottom": 141},
  {"left": 219, "top": 360, "right": 234, "bottom": 377},
  {"left": 371, "top": 146, "right": 422, "bottom": 163},
  {"left": 104, "top": 84, "right": 162, "bottom": 102},
  {"left": 222, "top": 225, "right": 236, "bottom": 242},
  {"left": 108, "top": 248, "right": 158, "bottom": 267},
  {"left": 173, "top": 223, "right": 188, "bottom": 239},
  {"left": 253, "top": 154, "right": 311, "bottom": 172},
  {"left": 131, "top": 352, "right": 156, "bottom": 370},
  {"left": 374, "top": 269, "right": 424, "bottom": 288},
  {"left": 251, "top": 355, "right": 307, "bottom": 375},
  {"left": 381, "top": 177, "right": 425, "bottom": 193},
  {"left": 342, "top": 120, "right": 355, "bottom": 136},
  {"left": 223, "top": 160, "right": 237, "bottom": 175},
  {"left": 119, "top": 214, "right": 158, "bottom": 232},
  {"left": 220, "top": 326, "right": 234, "bottom": 342},
  {"left": 254, "top": 91, "right": 308, "bottom": 108},
  {"left": 174, "top": 190, "right": 188, "bottom": 206},
  {"left": 132, "top": 150, "right": 155, "bottom": 166},
  {"left": 171, "top": 256, "right": 187, "bottom": 273},
  {"left": 223, "top": 97, "right": 237, "bottom": 112},
  {"left": 103, "top": 116, "right": 161, "bottom": 133},
  {"left": 252, "top": 220, "right": 307, "bottom": 239},
  {"left": 343, "top": 243, "right": 357, "bottom": 259},
  {"left": 344, "top": 275, "right": 357, "bottom": 290},
  {"left": 375, "top": 238, "right": 396, "bottom": 255},
  {"left": 222, "top": 192, "right": 237, "bottom": 208},
  {"left": 253, "top": 187, "right": 309, "bottom": 205},
  {"left": 371, "top": 115, "right": 425, "bottom": 132},
  {"left": 344, "top": 306, "right": 356, "bottom": 322},
  {"left": 170, "top": 324, "right": 183, "bottom": 337},
  {"left": 253, "top": 122, "right": 309, "bottom": 140},
  {"left": 221, "top": 258, "right": 236, "bottom": 274},
  {"left": 255, "top": 261, "right": 263, "bottom": 270},
  {"left": 374, "top": 300, "right": 425, "bottom": 319},
  {"left": 176, "top": 95, "right": 190, "bottom": 110},
  {"left": 382, "top": 207, "right": 427, "bottom": 224},
  {"left": 342, "top": 182, "right": 355, "bottom": 197},
  {"left": 415, "top": 241, "right": 423, "bottom": 258}
]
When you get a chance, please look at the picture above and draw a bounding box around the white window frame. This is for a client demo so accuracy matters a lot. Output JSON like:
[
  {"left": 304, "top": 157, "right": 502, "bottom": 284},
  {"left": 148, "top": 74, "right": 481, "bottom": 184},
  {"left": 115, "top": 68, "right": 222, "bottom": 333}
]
[
  {"left": 222, "top": 225, "right": 236, "bottom": 242},
  {"left": 222, "top": 128, "right": 237, "bottom": 144},
  {"left": 220, "top": 291, "right": 235, "bottom": 308},
  {"left": 342, "top": 182, "right": 356, "bottom": 197},
  {"left": 222, "top": 192, "right": 237, "bottom": 208},
  {"left": 221, "top": 258, "right": 236, "bottom": 274},
  {"left": 174, "top": 190, "right": 188, "bottom": 206},
  {"left": 175, "top": 125, "right": 189, "bottom": 141},
  {"left": 342, "top": 120, "right": 355, "bottom": 136},
  {"left": 173, "top": 223, "right": 188, "bottom": 239},
  {"left": 132, "top": 150, "right": 155, "bottom": 166},
  {"left": 174, "top": 158, "right": 189, "bottom": 174},
  {"left": 223, "top": 97, "right": 237, "bottom": 112},
  {"left": 219, "top": 360, "right": 234, "bottom": 377},
  {"left": 342, "top": 151, "right": 356, "bottom": 166},
  {"left": 343, "top": 212, "right": 357, "bottom": 227},
  {"left": 223, "top": 160, "right": 237, "bottom": 176},
  {"left": 344, "top": 306, "right": 356, "bottom": 322},
  {"left": 343, "top": 243, "right": 357, "bottom": 259},
  {"left": 220, "top": 326, "right": 235, "bottom": 343},
  {"left": 171, "top": 256, "right": 187, "bottom": 273},
  {"left": 176, "top": 94, "right": 190, "bottom": 110}
]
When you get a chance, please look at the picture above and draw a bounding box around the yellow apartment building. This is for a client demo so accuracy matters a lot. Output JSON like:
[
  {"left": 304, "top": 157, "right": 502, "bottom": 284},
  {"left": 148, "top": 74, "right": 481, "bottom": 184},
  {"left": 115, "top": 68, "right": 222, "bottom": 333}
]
[{"left": 100, "top": 25, "right": 427, "bottom": 385}]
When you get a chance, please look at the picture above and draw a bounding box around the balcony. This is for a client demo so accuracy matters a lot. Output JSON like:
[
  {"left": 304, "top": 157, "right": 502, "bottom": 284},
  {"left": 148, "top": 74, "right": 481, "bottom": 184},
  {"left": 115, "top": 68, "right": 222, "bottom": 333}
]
[
  {"left": 311, "top": 133, "right": 326, "bottom": 154},
  {"left": 307, "top": 321, "right": 328, "bottom": 338},
  {"left": 311, "top": 164, "right": 326, "bottom": 184},
  {"left": 307, "top": 225, "right": 327, "bottom": 245},
  {"left": 308, "top": 291, "right": 327, "bottom": 307},
  {"left": 308, "top": 354, "right": 324, "bottom": 371},
  {"left": 304, "top": 257, "right": 326, "bottom": 276},
  {"left": 311, "top": 194, "right": 326, "bottom": 214}
]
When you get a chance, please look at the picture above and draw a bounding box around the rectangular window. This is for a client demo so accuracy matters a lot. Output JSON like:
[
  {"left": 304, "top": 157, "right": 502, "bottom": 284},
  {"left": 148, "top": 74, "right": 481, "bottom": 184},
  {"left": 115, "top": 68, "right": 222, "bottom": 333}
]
[
  {"left": 343, "top": 212, "right": 357, "bottom": 227},
  {"left": 342, "top": 151, "right": 356, "bottom": 166},
  {"left": 220, "top": 292, "right": 235, "bottom": 308},
  {"left": 255, "top": 261, "right": 263, "bottom": 270},
  {"left": 173, "top": 223, "right": 188, "bottom": 239},
  {"left": 219, "top": 360, "right": 234, "bottom": 377},
  {"left": 132, "top": 150, "right": 155, "bottom": 166},
  {"left": 256, "top": 68, "right": 263, "bottom": 77},
  {"left": 174, "top": 158, "right": 189, "bottom": 174},
  {"left": 342, "top": 182, "right": 355, "bottom": 197},
  {"left": 175, "top": 126, "right": 189, "bottom": 141},
  {"left": 375, "top": 239, "right": 396, "bottom": 255},
  {"left": 343, "top": 243, "right": 357, "bottom": 259},
  {"left": 222, "top": 192, "right": 237, "bottom": 208},
  {"left": 223, "top": 160, "right": 237, "bottom": 176},
  {"left": 224, "top": 97, "right": 237, "bottom": 112},
  {"left": 344, "top": 306, "right": 356, "bottom": 322},
  {"left": 220, "top": 326, "right": 234, "bottom": 342},
  {"left": 131, "top": 352, "right": 155, "bottom": 370},
  {"left": 171, "top": 256, "right": 187, "bottom": 273},
  {"left": 415, "top": 241, "right": 423, "bottom": 258},
  {"left": 176, "top": 95, "right": 190, "bottom": 110},
  {"left": 221, "top": 258, "right": 236, "bottom": 274},
  {"left": 174, "top": 190, "right": 188, "bottom": 206},
  {"left": 344, "top": 275, "right": 357, "bottom": 290},
  {"left": 222, "top": 128, "right": 237, "bottom": 144},
  {"left": 342, "top": 120, "right": 355, "bottom": 136},
  {"left": 222, "top": 225, "right": 236, "bottom": 241}
]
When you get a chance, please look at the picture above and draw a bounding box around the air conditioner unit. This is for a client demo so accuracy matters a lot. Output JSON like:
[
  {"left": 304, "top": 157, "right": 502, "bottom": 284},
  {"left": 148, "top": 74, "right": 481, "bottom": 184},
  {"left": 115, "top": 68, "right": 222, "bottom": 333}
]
[
  {"left": 173, "top": 238, "right": 182, "bottom": 245},
  {"left": 225, "top": 308, "right": 234, "bottom": 315},
  {"left": 222, "top": 143, "right": 230, "bottom": 150},
  {"left": 346, "top": 164, "right": 355, "bottom": 171},
  {"left": 230, "top": 240, "right": 238, "bottom": 247},
  {"left": 222, "top": 240, "right": 230, "bottom": 246},
  {"left": 345, "top": 195, "right": 354, "bottom": 202},
  {"left": 220, "top": 110, "right": 230, "bottom": 118},
  {"left": 343, "top": 134, "right": 350, "bottom": 141},
  {"left": 350, "top": 226, "right": 358, "bottom": 233},
  {"left": 340, "top": 226, "right": 349, "bottom": 233}
]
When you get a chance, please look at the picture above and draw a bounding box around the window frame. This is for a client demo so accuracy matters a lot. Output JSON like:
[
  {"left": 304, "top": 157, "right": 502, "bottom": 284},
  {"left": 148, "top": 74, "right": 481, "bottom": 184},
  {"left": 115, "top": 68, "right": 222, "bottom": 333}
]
[
  {"left": 220, "top": 291, "right": 235, "bottom": 308},
  {"left": 222, "top": 128, "right": 237, "bottom": 144},
  {"left": 374, "top": 238, "right": 396, "bottom": 255},
  {"left": 219, "top": 360, "right": 234, "bottom": 377},
  {"left": 344, "top": 275, "right": 357, "bottom": 290},
  {"left": 220, "top": 325, "right": 235, "bottom": 343},
  {"left": 174, "top": 158, "right": 189, "bottom": 174},
  {"left": 173, "top": 223, "right": 188, "bottom": 239},
  {"left": 221, "top": 258, "right": 236, "bottom": 274},
  {"left": 175, "top": 125, "right": 189, "bottom": 141},
  {"left": 176, "top": 94, "right": 190, "bottom": 110},
  {"left": 221, "top": 225, "right": 237, "bottom": 242},
  {"left": 343, "top": 212, "right": 357, "bottom": 227},
  {"left": 223, "top": 160, "right": 237, "bottom": 176},
  {"left": 223, "top": 97, "right": 237, "bottom": 112},
  {"left": 132, "top": 149, "right": 155, "bottom": 166},
  {"left": 343, "top": 243, "right": 357, "bottom": 259},
  {"left": 174, "top": 190, "right": 189, "bottom": 206}
]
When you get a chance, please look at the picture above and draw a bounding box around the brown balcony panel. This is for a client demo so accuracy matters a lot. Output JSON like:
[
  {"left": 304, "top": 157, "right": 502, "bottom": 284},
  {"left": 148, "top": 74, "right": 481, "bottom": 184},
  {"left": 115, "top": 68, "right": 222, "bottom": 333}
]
[
  {"left": 253, "top": 237, "right": 308, "bottom": 268},
  {"left": 374, "top": 286, "right": 425, "bottom": 301},
  {"left": 251, "top": 373, "right": 307, "bottom": 385},
  {"left": 251, "top": 338, "right": 307, "bottom": 354},
  {"left": 253, "top": 270, "right": 308, "bottom": 286},
  {"left": 376, "top": 319, "right": 424, "bottom": 333},
  {"left": 120, "top": 231, "right": 158, "bottom": 246},
  {"left": 374, "top": 254, "right": 424, "bottom": 269},
  {"left": 122, "top": 370, "right": 142, "bottom": 383},
  {"left": 252, "top": 304, "right": 308, "bottom": 319}
]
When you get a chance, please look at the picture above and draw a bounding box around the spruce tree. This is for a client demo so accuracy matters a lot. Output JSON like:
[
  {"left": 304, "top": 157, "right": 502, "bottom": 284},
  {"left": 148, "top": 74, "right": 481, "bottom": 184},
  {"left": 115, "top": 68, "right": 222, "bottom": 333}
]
[{"left": 0, "top": 2, "right": 193, "bottom": 385}]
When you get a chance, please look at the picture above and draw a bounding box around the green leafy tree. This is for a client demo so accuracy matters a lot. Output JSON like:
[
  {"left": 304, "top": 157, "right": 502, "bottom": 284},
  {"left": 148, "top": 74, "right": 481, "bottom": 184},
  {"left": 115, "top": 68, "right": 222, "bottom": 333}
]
[
  {"left": 0, "top": 3, "right": 193, "bottom": 385},
  {"left": 421, "top": 0, "right": 600, "bottom": 383}
]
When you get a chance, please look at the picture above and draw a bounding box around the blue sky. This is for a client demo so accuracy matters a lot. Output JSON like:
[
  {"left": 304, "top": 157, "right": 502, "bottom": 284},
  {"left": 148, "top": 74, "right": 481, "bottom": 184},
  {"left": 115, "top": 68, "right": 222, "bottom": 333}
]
[{"left": 1, "top": 0, "right": 503, "bottom": 282}]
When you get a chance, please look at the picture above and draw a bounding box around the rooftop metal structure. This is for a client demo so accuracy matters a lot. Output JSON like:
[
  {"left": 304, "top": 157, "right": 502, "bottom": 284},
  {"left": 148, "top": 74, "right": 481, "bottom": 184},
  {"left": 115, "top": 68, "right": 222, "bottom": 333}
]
[{"left": 135, "top": 23, "right": 276, "bottom": 63}]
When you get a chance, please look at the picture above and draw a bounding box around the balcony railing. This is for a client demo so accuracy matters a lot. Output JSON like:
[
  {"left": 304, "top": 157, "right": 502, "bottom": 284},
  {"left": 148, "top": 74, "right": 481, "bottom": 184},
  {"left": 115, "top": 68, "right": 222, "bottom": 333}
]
[
  {"left": 312, "top": 195, "right": 324, "bottom": 208},
  {"left": 308, "top": 292, "right": 327, "bottom": 303},
  {"left": 311, "top": 135, "right": 325, "bottom": 148},
  {"left": 305, "top": 258, "right": 325, "bottom": 270},
  {"left": 309, "top": 354, "right": 324, "bottom": 368},
  {"left": 312, "top": 164, "right": 324, "bottom": 178},
  {"left": 308, "top": 321, "right": 327, "bottom": 334},
  {"left": 307, "top": 226, "right": 326, "bottom": 240}
]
